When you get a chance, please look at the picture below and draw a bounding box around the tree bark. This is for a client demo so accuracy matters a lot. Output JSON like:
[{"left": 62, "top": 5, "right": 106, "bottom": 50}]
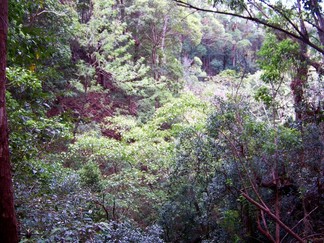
[
  {"left": 0, "top": 0, "right": 19, "bottom": 242},
  {"left": 151, "top": 23, "right": 160, "bottom": 80},
  {"left": 291, "top": 0, "right": 308, "bottom": 124},
  {"left": 161, "top": 15, "right": 169, "bottom": 65}
]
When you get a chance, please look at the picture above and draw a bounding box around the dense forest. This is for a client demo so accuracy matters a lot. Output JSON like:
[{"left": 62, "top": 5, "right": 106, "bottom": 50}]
[{"left": 0, "top": 0, "right": 323, "bottom": 242}]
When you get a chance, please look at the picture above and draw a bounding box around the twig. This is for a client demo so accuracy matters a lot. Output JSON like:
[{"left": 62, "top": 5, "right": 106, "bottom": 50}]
[{"left": 280, "top": 206, "right": 318, "bottom": 243}]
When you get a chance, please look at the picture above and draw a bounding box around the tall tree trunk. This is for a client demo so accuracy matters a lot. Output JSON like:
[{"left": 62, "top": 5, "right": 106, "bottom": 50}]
[
  {"left": 291, "top": 0, "right": 309, "bottom": 124},
  {"left": 118, "top": 0, "right": 125, "bottom": 22},
  {"left": 0, "top": 0, "right": 19, "bottom": 242},
  {"left": 152, "top": 46, "right": 159, "bottom": 80},
  {"left": 151, "top": 24, "right": 160, "bottom": 80},
  {"left": 232, "top": 44, "right": 237, "bottom": 67},
  {"left": 161, "top": 15, "right": 169, "bottom": 65}
]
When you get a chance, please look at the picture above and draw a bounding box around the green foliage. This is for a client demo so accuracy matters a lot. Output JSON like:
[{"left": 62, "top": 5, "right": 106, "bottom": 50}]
[
  {"left": 6, "top": 67, "right": 42, "bottom": 92},
  {"left": 79, "top": 162, "right": 103, "bottom": 192},
  {"left": 62, "top": 130, "right": 127, "bottom": 170},
  {"left": 219, "top": 69, "right": 238, "bottom": 77},
  {"left": 73, "top": 0, "right": 153, "bottom": 90},
  {"left": 195, "top": 44, "right": 207, "bottom": 56},
  {"left": 210, "top": 59, "right": 223, "bottom": 73},
  {"left": 124, "top": 0, "right": 202, "bottom": 82},
  {"left": 6, "top": 67, "right": 71, "bottom": 163},
  {"left": 183, "top": 12, "right": 263, "bottom": 75},
  {"left": 220, "top": 210, "right": 241, "bottom": 240},
  {"left": 95, "top": 222, "right": 164, "bottom": 243},
  {"left": 15, "top": 159, "right": 163, "bottom": 242},
  {"left": 253, "top": 34, "right": 300, "bottom": 120},
  {"left": 71, "top": 0, "right": 174, "bottom": 121},
  {"left": 254, "top": 86, "right": 272, "bottom": 106},
  {"left": 8, "top": 0, "right": 324, "bottom": 242},
  {"left": 8, "top": 0, "right": 76, "bottom": 92},
  {"left": 57, "top": 94, "right": 209, "bottom": 229},
  {"left": 149, "top": 93, "right": 209, "bottom": 134},
  {"left": 258, "top": 34, "right": 299, "bottom": 83},
  {"left": 160, "top": 96, "right": 323, "bottom": 241}
]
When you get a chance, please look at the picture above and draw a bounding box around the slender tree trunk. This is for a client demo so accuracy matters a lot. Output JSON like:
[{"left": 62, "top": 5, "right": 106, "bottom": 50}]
[
  {"left": 152, "top": 46, "right": 159, "bottom": 80},
  {"left": 291, "top": 0, "right": 308, "bottom": 124},
  {"left": 151, "top": 24, "right": 160, "bottom": 80},
  {"left": 222, "top": 51, "right": 227, "bottom": 70},
  {"left": 275, "top": 188, "right": 281, "bottom": 242},
  {"left": 161, "top": 15, "right": 169, "bottom": 65},
  {"left": 232, "top": 44, "right": 237, "bottom": 67},
  {"left": 0, "top": 0, "right": 19, "bottom": 242}
]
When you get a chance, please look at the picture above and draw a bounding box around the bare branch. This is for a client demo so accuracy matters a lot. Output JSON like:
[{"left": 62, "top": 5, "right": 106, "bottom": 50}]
[
  {"left": 259, "top": 0, "right": 306, "bottom": 40},
  {"left": 241, "top": 191, "right": 305, "bottom": 242}
]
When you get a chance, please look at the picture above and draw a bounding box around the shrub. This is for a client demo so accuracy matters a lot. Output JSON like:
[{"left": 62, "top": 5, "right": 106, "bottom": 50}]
[{"left": 79, "top": 162, "right": 103, "bottom": 192}]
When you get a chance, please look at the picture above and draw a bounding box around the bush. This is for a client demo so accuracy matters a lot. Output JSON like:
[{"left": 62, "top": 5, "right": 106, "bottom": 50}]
[{"left": 79, "top": 162, "right": 103, "bottom": 192}]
